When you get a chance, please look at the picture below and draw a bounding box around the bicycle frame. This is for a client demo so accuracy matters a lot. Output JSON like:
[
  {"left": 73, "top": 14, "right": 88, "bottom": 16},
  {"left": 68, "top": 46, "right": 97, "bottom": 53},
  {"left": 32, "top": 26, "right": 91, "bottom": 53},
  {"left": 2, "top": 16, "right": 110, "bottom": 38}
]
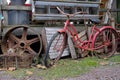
[
  {"left": 44, "top": 7, "right": 119, "bottom": 67},
  {"left": 57, "top": 19, "right": 117, "bottom": 51}
]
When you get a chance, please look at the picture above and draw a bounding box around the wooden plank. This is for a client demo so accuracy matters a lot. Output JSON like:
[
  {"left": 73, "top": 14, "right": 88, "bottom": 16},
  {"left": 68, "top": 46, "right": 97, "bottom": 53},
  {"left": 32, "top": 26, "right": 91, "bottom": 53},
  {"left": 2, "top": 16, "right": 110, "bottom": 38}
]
[
  {"left": 102, "top": 0, "right": 113, "bottom": 24},
  {"left": 67, "top": 31, "right": 77, "bottom": 59},
  {"left": 33, "top": 14, "right": 100, "bottom": 20},
  {"left": 1, "top": 5, "right": 31, "bottom": 11},
  {"left": 35, "top": 1, "right": 100, "bottom": 8},
  {"left": 41, "top": 28, "right": 48, "bottom": 53},
  {"left": 37, "top": 0, "right": 101, "bottom": 4},
  {"left": 32, "top": 0, "right": 101, "bottom": 21}
]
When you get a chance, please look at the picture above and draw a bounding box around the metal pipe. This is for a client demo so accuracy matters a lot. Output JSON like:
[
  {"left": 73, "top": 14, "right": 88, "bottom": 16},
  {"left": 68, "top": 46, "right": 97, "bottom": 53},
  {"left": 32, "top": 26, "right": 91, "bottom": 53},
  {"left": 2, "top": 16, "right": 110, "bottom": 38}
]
[{"left": 35, "top": 1, "right": 100, "bottom": 7}]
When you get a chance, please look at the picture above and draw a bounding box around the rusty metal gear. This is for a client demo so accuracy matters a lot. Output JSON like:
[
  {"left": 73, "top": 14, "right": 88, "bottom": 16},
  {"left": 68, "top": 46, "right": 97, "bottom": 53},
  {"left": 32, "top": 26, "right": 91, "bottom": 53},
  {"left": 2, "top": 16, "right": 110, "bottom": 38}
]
[{"left": 1, "top": 25, "right": 42, "bottom": 56}]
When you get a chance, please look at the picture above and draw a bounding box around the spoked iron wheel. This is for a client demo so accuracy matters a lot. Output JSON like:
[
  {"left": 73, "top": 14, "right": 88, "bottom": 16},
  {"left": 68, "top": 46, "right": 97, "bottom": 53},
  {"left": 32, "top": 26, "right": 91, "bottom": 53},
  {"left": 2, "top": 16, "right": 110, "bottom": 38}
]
[
  {"left": 93, "top": 28, "right": 118, "bottom": 58},
  {"left": 1, "top": 26, "right": 42, "bottom": 56}
]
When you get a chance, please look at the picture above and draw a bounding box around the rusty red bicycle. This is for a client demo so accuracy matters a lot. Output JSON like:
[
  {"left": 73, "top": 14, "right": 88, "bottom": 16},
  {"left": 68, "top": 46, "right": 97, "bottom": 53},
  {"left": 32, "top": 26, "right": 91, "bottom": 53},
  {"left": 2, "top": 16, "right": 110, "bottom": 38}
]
[{"left": 44, "top": 7, "right": 118, "bottom": 67}]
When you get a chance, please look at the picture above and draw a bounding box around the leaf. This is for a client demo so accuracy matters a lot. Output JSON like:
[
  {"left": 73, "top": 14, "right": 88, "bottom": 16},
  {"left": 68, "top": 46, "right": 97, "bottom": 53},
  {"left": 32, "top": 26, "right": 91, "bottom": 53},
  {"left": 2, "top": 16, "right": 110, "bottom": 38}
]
[
  {"left": 8, "top": 67, "right": 16, "bottom": 71},
  {"left": 0, "top": 68, "right": 7, "bottom": 71},
  {"left": 26, "top": 70, "right": 33, "bottom": 75},
  {"left": 99, "top": 61, "right": 109, "bottom": 66},
  {"left": 36, "top": 64, "right": 47, "bottom": 69}
]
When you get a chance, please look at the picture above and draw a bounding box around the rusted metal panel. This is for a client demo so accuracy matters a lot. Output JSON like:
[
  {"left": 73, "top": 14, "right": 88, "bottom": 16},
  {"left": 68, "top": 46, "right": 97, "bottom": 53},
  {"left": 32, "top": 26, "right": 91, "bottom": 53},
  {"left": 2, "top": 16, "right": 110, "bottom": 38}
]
[{"left": 0, "top": 53, "right": 34, "bottom": 69}]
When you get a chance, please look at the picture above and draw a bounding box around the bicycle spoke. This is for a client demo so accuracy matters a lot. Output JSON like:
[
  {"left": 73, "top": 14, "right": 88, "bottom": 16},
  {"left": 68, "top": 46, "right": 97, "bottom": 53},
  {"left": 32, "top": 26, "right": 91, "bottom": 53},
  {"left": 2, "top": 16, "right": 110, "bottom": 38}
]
[
  {"left": 103, "top": 30, "right": 108, "bottom": 53},
  {"left": 44, "top": 32, "right": 67, "bottom": 67},
  {"left": 94, "top": 28, "right": 118, "bottom": 58}
]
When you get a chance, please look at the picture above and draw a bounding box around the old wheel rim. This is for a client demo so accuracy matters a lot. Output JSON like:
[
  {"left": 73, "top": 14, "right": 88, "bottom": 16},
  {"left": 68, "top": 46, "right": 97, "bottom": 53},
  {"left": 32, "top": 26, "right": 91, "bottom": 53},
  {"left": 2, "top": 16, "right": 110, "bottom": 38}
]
[{"left": 1, "top": 25, "right": 42, "bottom": 56}]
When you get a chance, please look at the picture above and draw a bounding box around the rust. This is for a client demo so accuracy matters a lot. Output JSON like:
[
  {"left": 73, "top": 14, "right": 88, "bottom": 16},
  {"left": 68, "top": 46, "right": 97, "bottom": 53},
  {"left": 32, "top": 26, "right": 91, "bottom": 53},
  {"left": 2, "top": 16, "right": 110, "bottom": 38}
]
[
  {"left": 1, "top": 25, "right": 42, "bottom": 56},
  {"left": 0, "top": 25, "right": 43, "bottom": 69},
  {"left": 0, "top": 51, "right": 34, "bottom": 69}
]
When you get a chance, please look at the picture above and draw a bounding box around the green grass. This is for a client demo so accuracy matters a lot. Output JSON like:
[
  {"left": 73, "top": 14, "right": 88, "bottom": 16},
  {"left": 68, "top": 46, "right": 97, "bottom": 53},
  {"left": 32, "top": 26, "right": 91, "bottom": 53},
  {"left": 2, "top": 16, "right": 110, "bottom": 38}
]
[
  {"left": 109, "top": 54, "right": 120, "bottom": 62},
  {"left": 37, "top": 57, "right": 99, "bottom": 79},
  {"left": 5, "top": 54, "right": 120, "bottom": 80}
]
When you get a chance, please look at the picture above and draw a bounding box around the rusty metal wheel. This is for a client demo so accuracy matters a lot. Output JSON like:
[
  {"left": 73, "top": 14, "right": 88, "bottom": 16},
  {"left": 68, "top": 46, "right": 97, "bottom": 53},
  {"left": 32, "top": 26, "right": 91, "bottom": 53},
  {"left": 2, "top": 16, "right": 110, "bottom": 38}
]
[{"left": 1, "top": 25, "right": 42, "bottom": 56}]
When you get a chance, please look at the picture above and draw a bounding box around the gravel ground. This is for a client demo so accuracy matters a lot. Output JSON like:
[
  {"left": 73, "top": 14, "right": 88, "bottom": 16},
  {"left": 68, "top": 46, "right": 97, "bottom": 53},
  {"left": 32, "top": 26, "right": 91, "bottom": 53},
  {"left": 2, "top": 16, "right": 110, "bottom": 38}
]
[
  {"left": 0, "top": 65, "right": 120, "bottom": 80},
  {"left": 65, "top": 65, "right": 120, "bottom": 80}
]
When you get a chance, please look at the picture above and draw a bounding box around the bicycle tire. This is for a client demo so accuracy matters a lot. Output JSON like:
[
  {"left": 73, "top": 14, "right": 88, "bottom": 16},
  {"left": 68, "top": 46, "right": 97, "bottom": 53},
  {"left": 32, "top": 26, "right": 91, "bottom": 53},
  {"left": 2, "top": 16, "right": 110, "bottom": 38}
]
[
  {"left": 44, "top": 32, "right": 66, "bottom": 67},
  {"left": 93, "top": 28, "right": 118, "bottom": 58}
]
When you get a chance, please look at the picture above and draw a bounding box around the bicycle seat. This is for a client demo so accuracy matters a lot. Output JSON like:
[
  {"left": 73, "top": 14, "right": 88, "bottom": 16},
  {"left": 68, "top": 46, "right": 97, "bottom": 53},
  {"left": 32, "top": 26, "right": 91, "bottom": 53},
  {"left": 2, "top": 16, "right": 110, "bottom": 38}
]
[{"left": 89, "top": 18, "right": 101, "bottom": 24}]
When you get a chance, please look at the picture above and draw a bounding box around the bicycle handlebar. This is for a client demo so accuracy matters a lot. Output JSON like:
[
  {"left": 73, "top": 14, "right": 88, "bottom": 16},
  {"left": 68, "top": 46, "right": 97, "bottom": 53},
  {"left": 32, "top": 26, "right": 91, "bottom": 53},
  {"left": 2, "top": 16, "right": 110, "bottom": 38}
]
[{"left": 56, "top": 7, "right": 87, "bottom": 17}]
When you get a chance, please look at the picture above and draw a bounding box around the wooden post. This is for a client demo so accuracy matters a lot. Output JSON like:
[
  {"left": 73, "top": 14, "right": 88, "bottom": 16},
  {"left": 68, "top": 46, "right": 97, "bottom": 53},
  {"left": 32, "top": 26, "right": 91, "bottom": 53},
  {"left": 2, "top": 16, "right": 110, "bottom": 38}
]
[
  {"left": 67, "top": 31, "right": 77, "bottom": 59},
  {"left": 102, "top": 0, "right": 113, "bottom": 24}
]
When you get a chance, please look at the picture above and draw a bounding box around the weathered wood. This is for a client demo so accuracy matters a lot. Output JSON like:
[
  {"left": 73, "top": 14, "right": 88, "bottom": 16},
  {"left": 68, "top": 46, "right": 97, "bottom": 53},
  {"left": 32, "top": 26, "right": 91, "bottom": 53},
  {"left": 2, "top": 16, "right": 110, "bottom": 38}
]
[
  {"left": 35, "top": 1, "right": 100, "bottom": 7},
  {"left": 99, "top": 9, "right": 120, "bottom": 12},
  {"left": 33, "top": 14, "right": 100, "bottom": 20},
  {"left": 102, "top": 0, "right": 113, "bottom": 24},
  {"left": 1, "top": 5, "right": 31, "bottom": 11},
  {"left": 37, "top": 0, "right": 101, "bottom": 4},
  {"left": 41, "top": 28, "right": 48, "bottom": 53},
  {"left": 32, "top": 0, "right": 101, "bottom": 21},
  {"left": 67, "top": 31, "right": 77, "bottom": 59}
]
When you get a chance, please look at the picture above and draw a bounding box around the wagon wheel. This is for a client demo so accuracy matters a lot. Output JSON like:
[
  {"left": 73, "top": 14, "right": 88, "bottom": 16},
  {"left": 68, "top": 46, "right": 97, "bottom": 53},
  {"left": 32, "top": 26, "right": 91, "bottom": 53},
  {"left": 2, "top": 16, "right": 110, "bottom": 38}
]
[{"left": 1, "top": 26, "right": 42, "bottom": 56}]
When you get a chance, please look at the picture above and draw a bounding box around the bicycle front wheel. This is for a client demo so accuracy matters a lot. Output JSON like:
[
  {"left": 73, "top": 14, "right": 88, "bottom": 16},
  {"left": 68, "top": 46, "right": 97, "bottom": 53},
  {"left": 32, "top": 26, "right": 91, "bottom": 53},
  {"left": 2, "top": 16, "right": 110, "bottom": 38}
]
[
  {"left": 44, "top": 32, "right": 67, "bottom": 67},
  {"left": 93, "top": 28, "right": 118, "bottom": 58}
]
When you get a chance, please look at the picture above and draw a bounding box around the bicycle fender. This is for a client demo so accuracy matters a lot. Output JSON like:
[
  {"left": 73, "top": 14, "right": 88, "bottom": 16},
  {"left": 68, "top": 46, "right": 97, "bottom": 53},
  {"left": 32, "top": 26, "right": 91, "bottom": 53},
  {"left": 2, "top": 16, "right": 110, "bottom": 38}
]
[
  {"left": 58, "top": 29, "right": 66, "bottom": 33},
  {"left": 99, "top": 26, "right": 116, "bottom": 31},
  {"left": 91, "top": 26, "right": 117, "bottom": 48}
]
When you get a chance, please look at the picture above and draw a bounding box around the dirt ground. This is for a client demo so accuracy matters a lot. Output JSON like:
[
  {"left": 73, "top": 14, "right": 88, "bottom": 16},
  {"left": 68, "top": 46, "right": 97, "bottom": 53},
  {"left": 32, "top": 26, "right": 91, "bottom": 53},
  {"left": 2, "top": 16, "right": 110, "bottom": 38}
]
[{"left": 0, "top": 64, "right": 120, "bottom": 80}]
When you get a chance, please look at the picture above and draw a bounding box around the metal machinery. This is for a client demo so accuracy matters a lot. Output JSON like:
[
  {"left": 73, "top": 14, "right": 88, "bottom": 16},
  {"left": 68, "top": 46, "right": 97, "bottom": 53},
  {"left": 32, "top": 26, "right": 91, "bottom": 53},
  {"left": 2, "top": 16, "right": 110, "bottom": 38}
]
[{"left": 0, "top": 0, "right": 116, "bottom": 69}]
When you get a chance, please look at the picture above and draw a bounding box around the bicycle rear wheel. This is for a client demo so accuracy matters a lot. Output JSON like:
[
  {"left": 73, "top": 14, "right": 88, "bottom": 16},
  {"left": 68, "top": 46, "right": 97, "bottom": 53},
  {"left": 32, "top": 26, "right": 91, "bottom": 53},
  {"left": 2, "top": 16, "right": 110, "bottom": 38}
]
[
  {"left": 93, "top": 28, "right": 118, "bottom": 58},
  {"left": 44, "top": 32, "right": 67, "bottom": 67}
]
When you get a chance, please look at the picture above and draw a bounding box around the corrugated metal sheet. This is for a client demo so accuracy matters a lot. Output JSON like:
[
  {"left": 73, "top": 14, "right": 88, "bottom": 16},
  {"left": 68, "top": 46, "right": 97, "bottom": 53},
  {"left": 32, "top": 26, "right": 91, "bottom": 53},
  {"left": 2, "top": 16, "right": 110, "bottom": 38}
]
[{"left": 45, "top": 27, "right": 69, "bottom": 59}]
